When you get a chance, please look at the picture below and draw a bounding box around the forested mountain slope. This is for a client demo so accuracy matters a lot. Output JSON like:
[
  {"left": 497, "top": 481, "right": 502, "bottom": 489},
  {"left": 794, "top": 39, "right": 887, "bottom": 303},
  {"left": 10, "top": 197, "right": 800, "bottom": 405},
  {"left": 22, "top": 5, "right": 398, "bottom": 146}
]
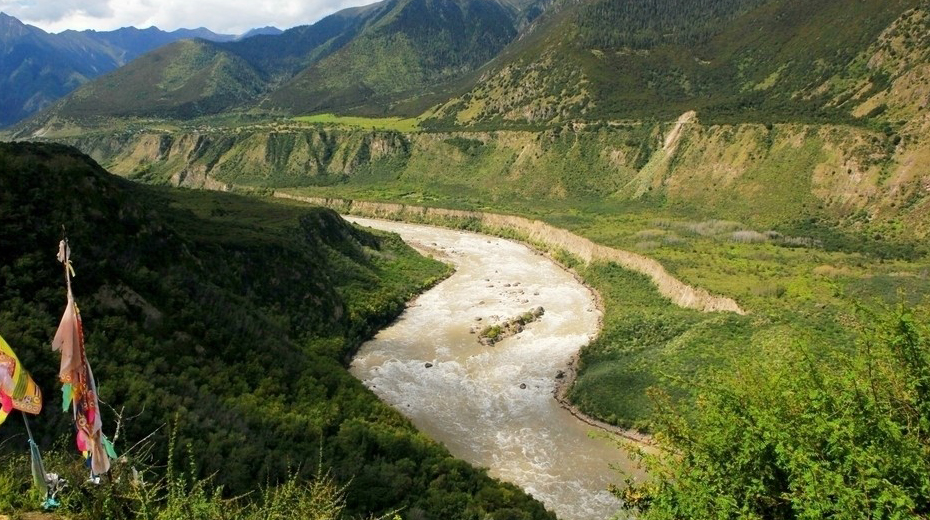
[
  {"left": 22, "top": 4, "right": 387, "bottom": 123},
  {"left": 217, "top": 3, "right": 384, "bottom": 78},
  {"left": 264, "top": 0, "right": 520, "bottom": 115},
  {"left": 47, "top": 39, "right": 268, "bottom": 120},
  {"left": 0, "top": 141, "right": 554, "bottom": 519},
  {"left": 427, "top": 0, "right": 924, "bottom": 127}
]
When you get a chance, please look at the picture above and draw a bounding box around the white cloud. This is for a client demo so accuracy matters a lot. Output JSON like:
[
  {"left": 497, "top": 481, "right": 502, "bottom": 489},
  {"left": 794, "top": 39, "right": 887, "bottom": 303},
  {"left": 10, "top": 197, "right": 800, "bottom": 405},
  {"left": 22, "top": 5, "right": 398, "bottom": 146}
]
[{"left": 0, "top": 0, "right": 374, "bottom": 35}]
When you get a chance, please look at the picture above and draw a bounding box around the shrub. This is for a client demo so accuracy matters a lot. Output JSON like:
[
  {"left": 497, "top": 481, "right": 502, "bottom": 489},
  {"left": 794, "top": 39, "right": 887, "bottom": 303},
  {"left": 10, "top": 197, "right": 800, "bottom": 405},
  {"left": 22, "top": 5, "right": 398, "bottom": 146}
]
[{"left": 621, "top": 306, "right": 930, "bottom": 519}]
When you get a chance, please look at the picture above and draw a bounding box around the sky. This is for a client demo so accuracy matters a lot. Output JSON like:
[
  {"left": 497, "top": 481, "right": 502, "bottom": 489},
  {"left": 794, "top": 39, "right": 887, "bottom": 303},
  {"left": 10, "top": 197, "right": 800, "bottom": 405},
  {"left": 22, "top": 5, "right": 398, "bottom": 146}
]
[{"left": 0, "top": 0, "right": 375, "bottom": 35}]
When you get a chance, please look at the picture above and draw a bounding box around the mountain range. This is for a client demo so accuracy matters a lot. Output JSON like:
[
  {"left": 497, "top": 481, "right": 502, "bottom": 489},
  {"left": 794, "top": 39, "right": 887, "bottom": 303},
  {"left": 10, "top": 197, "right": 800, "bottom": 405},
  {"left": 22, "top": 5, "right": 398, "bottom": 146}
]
[
  {"left": 8, "top": 0, "right": 548, "bottom": 127},
  {"left": 0, "top": 12, "right": 280, "bottom": 126},
  {"left": 5, "top": 0, "right": 930, "bottom": 240},
  {"left": 11, "top": 0, "right": 929, "bottom": 132}
]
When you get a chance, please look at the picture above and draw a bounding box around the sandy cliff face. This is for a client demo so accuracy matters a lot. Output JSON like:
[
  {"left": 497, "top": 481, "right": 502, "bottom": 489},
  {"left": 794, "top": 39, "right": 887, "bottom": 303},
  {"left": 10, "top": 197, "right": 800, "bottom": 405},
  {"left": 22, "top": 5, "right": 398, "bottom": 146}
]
[
  {"left": 59, "top": 112, "right": 930, "bottom": 237},
  {"left": 68, "top": 128, "right": 412, "bottom": 187}
]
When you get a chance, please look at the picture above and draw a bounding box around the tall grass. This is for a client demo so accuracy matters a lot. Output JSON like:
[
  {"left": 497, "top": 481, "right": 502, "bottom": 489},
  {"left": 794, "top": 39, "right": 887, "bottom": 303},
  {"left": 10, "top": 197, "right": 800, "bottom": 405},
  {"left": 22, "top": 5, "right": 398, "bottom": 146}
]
[{"left": 0, "top": 424, "right": 352, "bottom": 520}]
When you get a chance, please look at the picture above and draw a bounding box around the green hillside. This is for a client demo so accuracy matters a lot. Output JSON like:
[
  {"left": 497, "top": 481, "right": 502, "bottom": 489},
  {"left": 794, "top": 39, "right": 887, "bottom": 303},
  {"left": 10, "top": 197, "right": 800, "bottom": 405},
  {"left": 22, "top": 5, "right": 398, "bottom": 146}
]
[
  {"left": 265, "top": 0, "right": 518, "bottom": 114},
  {"left": 0, "top": 12, "right": 238, "bottom": 127},
  {"left": 217, "top": 3, "right": 384, "bottom": 77},
  {"left": 14, "top": 0, "right": 928, "bottom": 130},
  {"left": 59, "top": 114, "right": 930, "bottom": 240},
  {"left": 15, "top": 0, "right": 525, "bottom": 130},
  {"left": 427, "top": 0, "right": 922, "bottom": 126},
  {"left": 48, "top": 39, "right": 267, "bottom": 120},
  {"left": 0, "top": 142, "right": 554, "bottom": 519}
]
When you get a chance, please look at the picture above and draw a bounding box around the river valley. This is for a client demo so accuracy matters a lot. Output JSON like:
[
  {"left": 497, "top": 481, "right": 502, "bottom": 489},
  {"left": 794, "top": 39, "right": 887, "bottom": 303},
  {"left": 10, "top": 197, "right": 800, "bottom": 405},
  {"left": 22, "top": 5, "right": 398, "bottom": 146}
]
[{"left": 348, "top": 217, "right": 643, "bottom": 520}]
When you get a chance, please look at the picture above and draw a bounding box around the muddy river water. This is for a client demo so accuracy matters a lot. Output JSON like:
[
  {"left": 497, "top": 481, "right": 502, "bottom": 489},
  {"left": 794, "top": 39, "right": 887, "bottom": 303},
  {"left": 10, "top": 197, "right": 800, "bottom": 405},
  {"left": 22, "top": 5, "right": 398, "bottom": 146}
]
[{"left": 348, "top": 217, "right": 641, "bottom": 520}]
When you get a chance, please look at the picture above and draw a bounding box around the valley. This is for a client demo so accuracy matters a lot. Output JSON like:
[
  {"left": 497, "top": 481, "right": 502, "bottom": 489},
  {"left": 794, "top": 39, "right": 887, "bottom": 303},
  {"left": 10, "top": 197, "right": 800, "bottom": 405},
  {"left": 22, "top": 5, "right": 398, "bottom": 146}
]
[{"left": 3, "top": 0, "right": 930, "bottom": 517}]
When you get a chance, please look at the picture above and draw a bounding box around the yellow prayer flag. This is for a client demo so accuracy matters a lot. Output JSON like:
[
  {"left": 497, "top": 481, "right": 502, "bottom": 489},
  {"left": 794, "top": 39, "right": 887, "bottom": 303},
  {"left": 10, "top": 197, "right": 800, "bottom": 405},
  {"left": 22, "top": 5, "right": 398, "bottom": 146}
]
[{"left": 0, "top": 334, "right": 43, "bottom": 423}]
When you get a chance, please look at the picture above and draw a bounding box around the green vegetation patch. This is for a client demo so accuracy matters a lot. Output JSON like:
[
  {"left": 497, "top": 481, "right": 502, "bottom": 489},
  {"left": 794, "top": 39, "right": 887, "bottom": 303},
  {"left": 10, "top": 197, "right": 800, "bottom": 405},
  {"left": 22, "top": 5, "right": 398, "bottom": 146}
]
[
  {"left": 622, "top": 307, "right": 930, "bottom": 519},
  {"left": 0, "top": 142, "right": 553, "bottom": 520},
  {"left": 295, "top": 113, "right": 422, "bottom": 132},
  {"left": 478, "top": 306, "right": 545, "bottom": 346},
  {"left": 567, "top": 262, "right": 760, "bottom": 430}
]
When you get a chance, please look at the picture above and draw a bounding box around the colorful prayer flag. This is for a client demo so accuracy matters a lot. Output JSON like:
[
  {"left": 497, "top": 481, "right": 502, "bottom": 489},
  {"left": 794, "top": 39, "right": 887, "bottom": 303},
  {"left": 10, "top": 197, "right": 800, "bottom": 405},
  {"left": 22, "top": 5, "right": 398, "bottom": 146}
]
[
  {"left": 53, "top": 239, "right": 111, "bottom": 475},
  {"left": 0, "top": 334, "right": 43, "bottom": 425}
]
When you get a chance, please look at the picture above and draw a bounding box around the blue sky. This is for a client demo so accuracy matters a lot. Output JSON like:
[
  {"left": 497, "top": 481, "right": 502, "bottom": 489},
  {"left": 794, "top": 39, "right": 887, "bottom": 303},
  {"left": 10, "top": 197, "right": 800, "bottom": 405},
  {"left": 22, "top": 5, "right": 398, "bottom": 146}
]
[{"left": 0, "top": 0, "right": 374, "bottom": 34}]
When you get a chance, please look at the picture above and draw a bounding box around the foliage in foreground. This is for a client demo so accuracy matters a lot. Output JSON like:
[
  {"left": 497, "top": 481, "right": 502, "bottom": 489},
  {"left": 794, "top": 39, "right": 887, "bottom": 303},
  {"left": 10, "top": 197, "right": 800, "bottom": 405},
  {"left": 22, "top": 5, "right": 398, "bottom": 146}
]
[
  {"left": 0, "top": 434, "right": 351, "bottom": 520},
  {"left": 0, "top": 142, "right": 554, "bottom": 519},
  {"left": 621, "top": 306, "right": 930, "bottom": 519}
]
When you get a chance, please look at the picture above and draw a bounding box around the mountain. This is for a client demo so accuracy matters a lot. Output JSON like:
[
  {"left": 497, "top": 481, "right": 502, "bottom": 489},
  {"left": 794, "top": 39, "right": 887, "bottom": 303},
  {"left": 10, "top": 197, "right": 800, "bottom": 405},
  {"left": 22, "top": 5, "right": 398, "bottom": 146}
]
[
  {"left": 426, "top": 0, "right": 924, "bottom": 127},
  {"left": 218, "top": 3, "right": 385, "bottom": 78},
  {"left": 16, "top": 5, "right": 384, "bottom": 124},
  {"left": 20, "top": 0, "right": 926, "bottom": 129},
  {"left": 0, "top": 141, "right": 554, "bottom": 519},
  {"left": 12, "top": 3, "right": 383, "bottom": 126},
  {"left": 238, "top": 26, "right": 283, "bottom": 39},
  {"left": 263, "top": 0, "right": 520, "bottom": 114},
  {"left": 0, "top": 12, "right": 241, "bottom": 126},
  {"left": 50, "top": 38, "right": 267, "bottom": 120},
  {"left": 2, "top": 12, "right": 113, "bottom": 126},
  {"left": 16, "top": 0, "right": 930, "bottom": 239},
  {"left": 17, "top": 0, "right": 529, "bottom": 125},
  {"left": 73, "top": 25, "right": 237, "bottom": 61}
]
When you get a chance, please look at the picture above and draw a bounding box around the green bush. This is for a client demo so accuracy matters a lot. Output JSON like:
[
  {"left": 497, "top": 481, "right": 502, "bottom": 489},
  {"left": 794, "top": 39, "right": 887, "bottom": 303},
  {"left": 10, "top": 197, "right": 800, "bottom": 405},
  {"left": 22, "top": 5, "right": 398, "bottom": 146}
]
[{"left": 622, "top": 305, "right": 930, "bottom": 519}]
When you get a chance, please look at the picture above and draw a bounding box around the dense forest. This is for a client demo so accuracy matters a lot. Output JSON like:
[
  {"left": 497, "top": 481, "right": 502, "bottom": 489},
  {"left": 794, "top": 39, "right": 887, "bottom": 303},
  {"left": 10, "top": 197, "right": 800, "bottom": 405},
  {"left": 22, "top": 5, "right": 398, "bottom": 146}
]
[
  {"left": 574, "top": 0, "right": 768, "bottom": 49},
  {"left": 0, "top": 142, "right": 554, "bottom": 519}
]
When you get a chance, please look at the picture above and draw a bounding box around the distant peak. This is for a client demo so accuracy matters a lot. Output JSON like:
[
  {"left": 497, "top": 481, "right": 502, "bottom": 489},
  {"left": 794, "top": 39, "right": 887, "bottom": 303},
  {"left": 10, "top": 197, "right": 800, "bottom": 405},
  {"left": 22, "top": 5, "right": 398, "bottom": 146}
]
[
  {"left": 0, "top": 11, "right": 38, "bottom": 35},
  {"left": 237, "top": 25, "right": 284, "bottom": 39}
]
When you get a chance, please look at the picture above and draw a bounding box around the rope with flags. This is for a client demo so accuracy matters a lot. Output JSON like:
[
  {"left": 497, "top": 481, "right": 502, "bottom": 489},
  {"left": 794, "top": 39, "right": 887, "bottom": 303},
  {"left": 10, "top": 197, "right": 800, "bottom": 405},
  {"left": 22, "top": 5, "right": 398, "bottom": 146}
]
[{"left": 53, "top": 238, "right": 114, "bottom": 477}]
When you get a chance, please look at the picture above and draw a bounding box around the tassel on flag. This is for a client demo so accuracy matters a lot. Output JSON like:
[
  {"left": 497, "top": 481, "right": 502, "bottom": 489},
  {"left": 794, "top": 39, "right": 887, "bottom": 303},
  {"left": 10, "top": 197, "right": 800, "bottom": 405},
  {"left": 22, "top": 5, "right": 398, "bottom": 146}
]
[{"left": 52, "top": 238, "right": 112, "bottom": 475}]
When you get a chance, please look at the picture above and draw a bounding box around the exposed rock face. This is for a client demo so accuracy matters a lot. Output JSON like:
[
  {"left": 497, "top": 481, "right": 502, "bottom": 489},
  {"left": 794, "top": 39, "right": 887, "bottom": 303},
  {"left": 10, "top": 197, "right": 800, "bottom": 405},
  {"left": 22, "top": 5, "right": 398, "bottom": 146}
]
[
  {"left": 64, "top": 127, "right": 412, "bottom": 188},
  {"left": 56, "top": 113, "right": 930, "bottom": 239}
]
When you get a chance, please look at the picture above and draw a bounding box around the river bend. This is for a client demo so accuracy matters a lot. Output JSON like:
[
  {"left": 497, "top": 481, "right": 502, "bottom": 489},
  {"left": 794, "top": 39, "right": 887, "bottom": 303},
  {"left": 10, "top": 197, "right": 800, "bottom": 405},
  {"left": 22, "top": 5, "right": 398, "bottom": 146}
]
[{"left": 348, "top": 217, "right": 638, "bottom": 520}]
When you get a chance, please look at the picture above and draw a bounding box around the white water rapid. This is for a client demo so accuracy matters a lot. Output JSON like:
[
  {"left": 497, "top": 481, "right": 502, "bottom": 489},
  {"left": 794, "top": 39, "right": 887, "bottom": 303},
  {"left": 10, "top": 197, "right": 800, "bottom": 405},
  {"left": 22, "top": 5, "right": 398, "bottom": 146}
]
[{"left": 348, "top": 217, "right": 641, "bottom": 520}]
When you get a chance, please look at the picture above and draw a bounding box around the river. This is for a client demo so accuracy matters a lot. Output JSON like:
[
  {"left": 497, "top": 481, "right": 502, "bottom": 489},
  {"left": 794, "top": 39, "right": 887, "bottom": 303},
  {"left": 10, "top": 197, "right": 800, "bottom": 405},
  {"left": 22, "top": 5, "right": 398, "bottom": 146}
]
[{"left": 348, "top": 217, "right": 641, "bottom": 520}]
